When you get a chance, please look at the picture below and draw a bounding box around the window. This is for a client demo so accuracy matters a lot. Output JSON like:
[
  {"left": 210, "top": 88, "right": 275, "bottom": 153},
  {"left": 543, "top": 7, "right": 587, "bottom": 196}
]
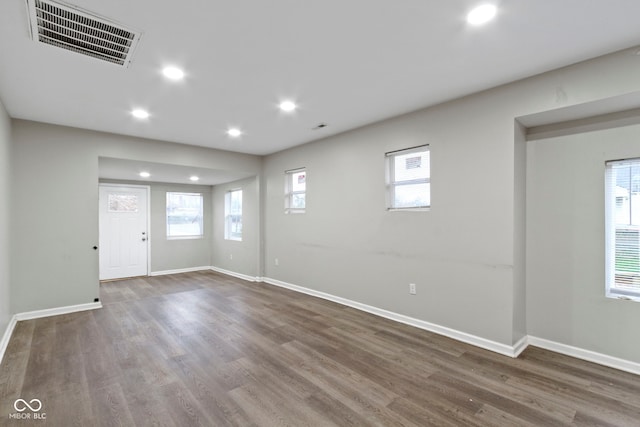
[
  {"left": 605, "top": 158, "right": 640, "bottom": 299},
  {"left": 386, "top": 145, "right": 430, "bottom": 209},
  {"left": 166, "top": 192, "right": 203, "bottom": 238},
  {"left": 225, "top": 189, "right": 243, "bottom": 241},
  {"left": 108, "top": 193, "right": 138, "bottom": 212},
  {"left": 285, "top": 168, "right": 306, "bottom": 213}
]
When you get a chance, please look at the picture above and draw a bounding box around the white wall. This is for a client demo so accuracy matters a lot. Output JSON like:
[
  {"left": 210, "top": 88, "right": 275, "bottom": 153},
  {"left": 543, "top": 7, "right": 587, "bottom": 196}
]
[
  {"left": 263, "top": 46, "right": 640, "bottom": 350},
  {"left": 527, "top": 124, "right": 640, "bottom": 362},
  {"left": 211, "top": 176, "right": 261, "bottom": 278},
  {"left": 11, "top": 121, "right": 261, "bottom": 314},
  {"left": 0, "top": 98, "right": 11, "bottom": 334}
]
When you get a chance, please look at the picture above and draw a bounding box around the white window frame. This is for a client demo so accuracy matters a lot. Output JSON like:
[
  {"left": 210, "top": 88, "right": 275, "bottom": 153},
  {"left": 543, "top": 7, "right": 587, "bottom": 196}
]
[
  {"left": 285, "top": 167, "right": 306, "bottom": 214},
  {"left": 225, "top": 189, "right": 243, "bottom": 241},
  {"left": 386, "top": 145, "right": 430, "bottom": 210},
  {"left": 605, "top": 158, "right": 640, "bottom": 301},
  {"left": 166, "top": 192, "right": 204, "bottom": 239}
]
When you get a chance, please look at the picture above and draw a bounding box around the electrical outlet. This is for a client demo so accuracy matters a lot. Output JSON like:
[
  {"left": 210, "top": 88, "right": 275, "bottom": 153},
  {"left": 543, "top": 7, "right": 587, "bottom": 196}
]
[
  {"left": 409, "top": 283, "right": 416, "bottom": 295},
  {"left": 229, "top": 254, "right": 233, "bottom": 260},
  {"left": 275, "top": 258, "right": 279, "bottom": 266}
]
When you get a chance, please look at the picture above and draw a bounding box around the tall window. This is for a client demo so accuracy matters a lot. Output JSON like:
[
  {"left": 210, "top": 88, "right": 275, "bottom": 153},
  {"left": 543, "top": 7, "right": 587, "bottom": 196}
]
[
  {"left": 605, "top": 158, "right": 640, "bottom": 299},
  {"left": 166, "top": 192, "right": 203, "bottom": 238},
  {"left": 386, "top": 145, "right": 430, "bottom": 209},
  {"left": 285, "top": 168, "right": 306, "bottom": 213},
  {"left": 225, "top": 189, "right": 243, "bottom": 241}
]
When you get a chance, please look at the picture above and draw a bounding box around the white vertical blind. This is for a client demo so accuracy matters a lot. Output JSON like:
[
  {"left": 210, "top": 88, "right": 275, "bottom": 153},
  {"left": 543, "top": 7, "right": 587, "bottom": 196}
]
[{"left": 605, "top": 158, "right": 640, "bottom": 297}]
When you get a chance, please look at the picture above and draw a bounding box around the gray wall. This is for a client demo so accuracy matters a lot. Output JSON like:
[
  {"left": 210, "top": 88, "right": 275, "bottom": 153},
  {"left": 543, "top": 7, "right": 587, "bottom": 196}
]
[
  {"left": 0, "top": 99, "right": 11, "bottom": 333},
  {"left": 527, "top": 124, "right": 640, "bottom": 362},
  {"left": 11, "top": 121, "right": 261, "bottom": 313},
  {"left": 211, "top": 176, "right": 261, "bottom": 277},
  {"left": 99, "top": 180, "right": 213, "bottom": 273},
  {"left": 263, "top": 47, "right": 640, "bottom": 348}
]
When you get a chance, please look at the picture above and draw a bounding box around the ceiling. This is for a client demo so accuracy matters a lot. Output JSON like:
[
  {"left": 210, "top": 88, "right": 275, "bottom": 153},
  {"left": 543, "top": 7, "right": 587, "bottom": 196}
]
[
  {"left": 98, "top": 157, "right": 255, "bottom": 186},
  {"left": 1, "top": 0, "right": 640, "bottom": 162}
]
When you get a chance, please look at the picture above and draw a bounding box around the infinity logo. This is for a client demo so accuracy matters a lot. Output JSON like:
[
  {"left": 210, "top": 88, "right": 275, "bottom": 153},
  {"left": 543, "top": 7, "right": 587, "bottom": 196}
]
[{"left": 14, "top": 399, "right": 42, "bottom": 412}]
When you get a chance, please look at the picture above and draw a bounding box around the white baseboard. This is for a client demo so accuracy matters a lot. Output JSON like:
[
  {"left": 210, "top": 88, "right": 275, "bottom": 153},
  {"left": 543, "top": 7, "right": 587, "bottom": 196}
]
[
  {"left": 512, "top": 335, "right": 529, "bottom": 357},
  {"left": 210, "top": 266, "right": 260, "bottom": 283},
  {"left": 15, "top": 302, "right": 102, "bottom": 321},
  {"left": 261, "top": 277, "right": 522, "bottom": 358},
  {"left": 1, "top": 301, "right": 102, "bottom": 365},
  {"left": 150, "top": 266, "right": 212, "bottom": 276},
  {"left": 0, "top": 315, "right": 18, "bottom": 366},
  {"left": 527, "top": 336, "right": 640, "bottom": 376}
]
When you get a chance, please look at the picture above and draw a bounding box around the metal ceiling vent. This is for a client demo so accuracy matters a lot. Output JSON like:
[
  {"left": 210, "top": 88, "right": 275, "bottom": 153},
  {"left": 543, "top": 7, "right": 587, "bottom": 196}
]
[{"left": 26, "top": 0, "right": 141, "bottom": 67}]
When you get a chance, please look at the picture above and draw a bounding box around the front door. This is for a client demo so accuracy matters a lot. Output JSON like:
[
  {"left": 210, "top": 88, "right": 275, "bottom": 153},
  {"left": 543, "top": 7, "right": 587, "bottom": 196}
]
[{"left": 99, "top": 184, "right": 149, "bottom": 280}]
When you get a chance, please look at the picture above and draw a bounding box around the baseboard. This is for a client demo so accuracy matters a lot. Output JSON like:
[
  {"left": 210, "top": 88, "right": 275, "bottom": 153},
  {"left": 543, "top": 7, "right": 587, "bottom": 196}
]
[
  {"left": 15, "top": 302, "right": 102, "bottom": 321},
  {"left": 527, "top": 336, "right": 640, "bottom": 376},
  {"left": 261, "top": 277, "right": 522, "bottom": 358},
  {"left": 150, "top": 266, "right": 212, "bottom": 276},
  {"left": 0, "top": 315, "right": 18, "bottom": 366},
  {"left": 210, "top": 266, "right": 260, "bottom": 282},
  {"left": 512, "top": 335, "right": 529, "bottom": 357}
]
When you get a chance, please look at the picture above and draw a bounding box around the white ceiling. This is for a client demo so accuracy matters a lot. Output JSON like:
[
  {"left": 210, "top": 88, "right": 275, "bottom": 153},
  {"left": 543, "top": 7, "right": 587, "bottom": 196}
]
[
  {"left": 2, "top": 0, "right": 640, "bottom": 161},
  {"left": 98, "top": 157, "right": 255, "bottom": 186}
]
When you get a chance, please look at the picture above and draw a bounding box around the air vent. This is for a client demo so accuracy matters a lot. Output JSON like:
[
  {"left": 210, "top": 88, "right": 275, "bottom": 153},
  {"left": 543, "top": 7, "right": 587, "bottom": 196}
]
[{"left": 26, "top": 0, "right": 141, "bottom": 67}]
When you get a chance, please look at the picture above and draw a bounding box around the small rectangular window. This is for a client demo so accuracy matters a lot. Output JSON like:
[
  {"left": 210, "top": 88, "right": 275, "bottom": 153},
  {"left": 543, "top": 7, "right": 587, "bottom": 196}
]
[
  {"left": 285, "top": 168, "right": 306, "bottom": 213},
  {"left": 108, "top": 193, "right": 139, "bottom": 212},
  {"left": 386, "top": 145, "right": 430, "bottom": 209},
  {"left": 605, "top": 158, "right": 640, "bottom": 300},
  {"left": 225, "top": 189, "right": 243, "bottom": 241},
  {"left": 166, "top": 192, "right": 204, "bottom": 239}
]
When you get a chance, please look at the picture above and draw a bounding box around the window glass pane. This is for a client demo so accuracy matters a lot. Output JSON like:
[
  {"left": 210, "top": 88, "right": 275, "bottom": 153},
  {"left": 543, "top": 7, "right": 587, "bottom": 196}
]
[
  {"left": 291, "top": 171, "right": 306, "bottom": 192},
  {"left": 167, "top": 192, "right": 203, "bottom": 237},
  {"left": 394, "top": 151, "right": 430, "bottom": 183},
  {"left": 607, "top": 160, "right": 640, "bottom": 296},
  {"left": 225, "top": 190, "right": 242, "bottom": 240},
  {"left": 291, "top": 193, "right": 306, "bottom": 209},
  {"left": 108, "top": 193, "right": 138, "bottom": 212},
  {"left": 394, "top": 183, "right": 430, "bottom": 208}
]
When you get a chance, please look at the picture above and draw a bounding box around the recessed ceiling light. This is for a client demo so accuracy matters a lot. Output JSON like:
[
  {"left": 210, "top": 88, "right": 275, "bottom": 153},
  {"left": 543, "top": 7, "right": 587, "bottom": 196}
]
[
  {"left": 162, "top": 66, "right": 185, "bottom": 81},
  {"left": 139, "top": 171, "right": 150, "bottom": 178},
  {"left": 131, "top": 109, "right": 150, "bottom": 119},
  {"left": 189, "top": 176, "right": 199, "bottom": 182},
  {"left": 227, "top": 128, "right": 242, "bottom": 138},
  {"left": 467, "top": 4, "right": 497, "bottom": 25},
  {"left": 279, "top": 100, "right": 297, "bottom": 112}
]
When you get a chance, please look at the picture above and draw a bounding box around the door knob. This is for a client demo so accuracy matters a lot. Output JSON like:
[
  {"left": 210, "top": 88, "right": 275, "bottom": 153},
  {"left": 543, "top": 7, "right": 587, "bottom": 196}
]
[{"left": 142, "top": 238, "right": 147, "bottom": 242}]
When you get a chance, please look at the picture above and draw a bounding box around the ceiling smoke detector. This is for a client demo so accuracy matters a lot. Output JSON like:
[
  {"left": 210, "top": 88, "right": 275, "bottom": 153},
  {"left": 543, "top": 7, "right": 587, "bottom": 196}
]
[{"left": 26, "top": 0, "right": 142, "bottom": 67}]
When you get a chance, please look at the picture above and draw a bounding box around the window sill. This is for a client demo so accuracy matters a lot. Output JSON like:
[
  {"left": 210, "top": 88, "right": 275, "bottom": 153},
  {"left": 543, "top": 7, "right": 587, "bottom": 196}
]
[
  {"left": 167, "top": 235, "right": 204, "bottom": 240},
  {"left": 606, "top": 292, "right": 640, "bottom": 303},
  {"left": 387, "top": 207, "right": 431, "bottom": 212}
]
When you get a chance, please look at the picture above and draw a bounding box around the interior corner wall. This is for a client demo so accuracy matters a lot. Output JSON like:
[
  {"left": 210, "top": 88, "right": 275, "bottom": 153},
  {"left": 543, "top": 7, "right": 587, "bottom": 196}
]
[
  {"left": 0, "top": 99, "right": 12, "bottom": 334},
  {"left": 262, "top": 47, "right": 640, "bottom": 348},
  {"left": 11, "top": 121, "right": 261, "bottom": 314},
  {"left": 526, "top": 124, "right": 640, "bottom": 363},
  {"left": 512, "top": 121, "right": 527, "bottom": 342},
  {"left": 211, "top": 176, "right": 260, "bottom": 278}
]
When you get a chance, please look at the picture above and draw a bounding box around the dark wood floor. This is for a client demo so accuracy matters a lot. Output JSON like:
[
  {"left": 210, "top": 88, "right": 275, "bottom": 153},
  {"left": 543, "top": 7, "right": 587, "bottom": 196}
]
[{"left": 1, "top": 271, "right": 639, "bottom": 426}]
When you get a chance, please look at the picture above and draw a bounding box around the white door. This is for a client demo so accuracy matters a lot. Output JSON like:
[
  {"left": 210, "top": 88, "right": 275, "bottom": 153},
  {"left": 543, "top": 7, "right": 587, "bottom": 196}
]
[{"left": 99, "top": 185, "right": 149, "bottom": 280}]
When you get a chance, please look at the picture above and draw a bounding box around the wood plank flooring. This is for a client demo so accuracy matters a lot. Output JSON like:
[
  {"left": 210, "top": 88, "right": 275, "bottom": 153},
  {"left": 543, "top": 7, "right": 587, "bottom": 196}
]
[{"left": 1, "top": 270, "right": 639, "bottom": 426}]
